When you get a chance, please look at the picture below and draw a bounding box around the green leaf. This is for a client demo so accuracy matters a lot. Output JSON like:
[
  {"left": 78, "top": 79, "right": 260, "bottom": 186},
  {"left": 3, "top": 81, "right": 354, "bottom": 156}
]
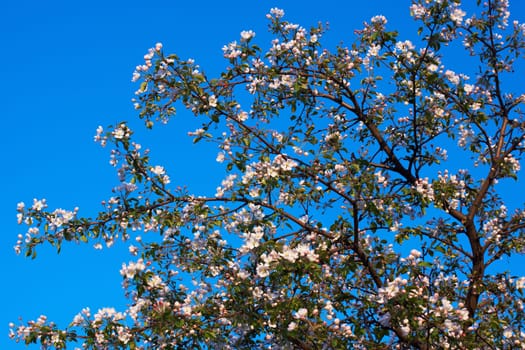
[{"left": 418, "top": 261, "right": 433, "bottom": 268}]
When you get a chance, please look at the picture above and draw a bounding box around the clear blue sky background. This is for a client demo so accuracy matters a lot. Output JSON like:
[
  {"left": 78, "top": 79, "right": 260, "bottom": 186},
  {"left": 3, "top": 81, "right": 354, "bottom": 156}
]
[{"left": 1, "top": 1, "right": 524, "bottom": 348}]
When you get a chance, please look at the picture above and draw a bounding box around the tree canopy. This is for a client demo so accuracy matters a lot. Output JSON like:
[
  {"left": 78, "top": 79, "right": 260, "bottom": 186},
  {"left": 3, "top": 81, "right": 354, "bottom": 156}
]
[{"left": 10, "top": 0, "right": 525, "bottom": 348}]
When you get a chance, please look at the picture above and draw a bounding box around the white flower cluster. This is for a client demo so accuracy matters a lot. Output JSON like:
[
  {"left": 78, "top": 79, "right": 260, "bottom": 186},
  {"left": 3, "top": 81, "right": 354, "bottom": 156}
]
[
  {"left": 49, "top": 208, "right": 78, "bottom": 229},
  {"left": 437, "top": 170, "right": 467, "bottom": 210},
  {"left": 150, "top": 165, "right": 171, "bottom": 185},
  {"left": 240, "top": 225, "right": 265, "bottom": 253},
  {"left": 216, "top": 174, "right": 237, "bottom": 197},
  {"left": 457, "top": 124, "right": 474, "bottom": 148},
  {"left": 504, "top": 154, "right": 521, "bottom": 173},
  {"left": 120, "top": 259, "right": 146, "bottom": 279},
  {"left": 267, "top": 8, "right": 284, "bottom": 19},
  {"left": 449, "top": 7, "right": 466, "bottom": 25},
  {"left": 94, "top": 125, "right": 107, "bottom": 147},
  {"left": 376, "top": 276, "right": 408, "bottom": 304},
  {"left": 414, "top": 177, "right": 435, "bottom": 202},
  {"left": 241, "top": 155, "right": 298, "bottom": 185},
  {"left": 240, "top": 30, "right": 256, "bottom": 42},
  {"left": 131, "top": 42, "right": 162, "bottom": 83},
  {"left": 222, "top": 41, "right": 241, "bottom": 59},
  {"left": 410, "top": 4, "right": 427, "bottom": 19},
  {"left": 112, "top": 123, "right": 131, "bottom": 140}
]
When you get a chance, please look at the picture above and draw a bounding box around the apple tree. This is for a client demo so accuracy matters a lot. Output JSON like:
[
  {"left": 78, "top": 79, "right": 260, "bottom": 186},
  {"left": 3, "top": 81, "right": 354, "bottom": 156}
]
[{"left": 11, "top": 0, "right": 525, "bottom": 348}]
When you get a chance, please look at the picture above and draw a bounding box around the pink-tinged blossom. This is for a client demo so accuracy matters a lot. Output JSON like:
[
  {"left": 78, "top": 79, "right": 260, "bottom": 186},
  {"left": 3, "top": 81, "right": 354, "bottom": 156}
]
[
  {"left": 293, "top": 308, "right": 308, "bottom": 319},
  {"left": 410, "top": 4, "right": 427, "bottom": 19},
  {"left": 160, "top": 175, "right": 172, "bottom": 185},
  {"left": 216, "top": 174, "right": 237, "bottom": 197},
  {"left": 188, "top": 128, "right": 205, "bottom": 137},
  {"left": 449, "top": 7, "right": 466, "bottom": 25},
  {"left": 457, "top": 124, "right": 474, "bottom": 147},
  {"left": 256, "top": 262, "right": 270, "bottom": 278},
  {"left": 268, "top": 7, "right": 284, "bottom": 19},
  {"left": 93, "top": 308, "right": 125, "bottom": 323},
  {"left": 113, "top": 182, "right": 137, "bottom": 193},
  {"left": 504, "top": 154, "right": 521, "bottom": 172},
  {"left": 517, "top": 277, "right": 525, "bottom": 290},
  {"left": 117, "top": 326, "right": 132, "bottom": 344},
  {"left": 49, "top": 208, "right": 77, "bottom": 228},
  {"left": 147, "top": 274, "right": 165, "bottom": 290},
  {"left": 295, "top": 243, "right": 319, "bottom": 262},
  {"left": 237, "top": 111, "right": 249, "bottom": 121},
  {"left": 120, "top": 259, "right": 146, "bottom": 279},
  {"left": 131, "top": 71, "right": 140, "bottom": 82},
  {"left": 112, "top": 123, "right": 130, "bottom": 140},
  {"left": 370, "top": 15, "right": 387, "bottom": 25},
  {"left": 376, "top": 277, "right": 407, "bottom": 304},
  {"left": 414, "top": 177, "right": 435, "bottom": 201},
  {"left": 367, "top": 44, "right": 381, "bottom": 57},
  {"left": 216, "top": 152, "right": 225, "bottom": 163},
  {"left": 240, "top": 30, "right": 255, "bottom": 42},
  {"left": 375, "top": 171, "right": 388, "bottom": 187},
  {"left": 222, "top": 41, "right": 241, "bottom": 59},
  {"left": 395, "top": 40, "right": 415, "bottom": 58},
  {"left": 150, "top": 165, "right": 165, "bottom": 176},
  {"left": 128, "top": 245, "right": 138, "bottom": 255},
  {"left": 144, "top": 50, "right": 154, "bottom": 62},
  {"left": 273, "top": 154, "right": 298, "bottom": 171},
  {"left": 94, "top": 125, "right": 107, "bottom": 146},
  {"left": 463, "top": 83, "right": 475, "bottom": 95},
  {"left": 445, "top": 70, "right": 460, "bottom": 85},
  {"left": 240, "top": 225, "right": 264, "bottom": 253},
  {"left": 208, "top": 95, "right": 218, "bottom": 108},
  {"left": 71, "top": 313, "right": 84, "bottom": 326},
  {"left": 280, "top": 245, "right": 299, "bottom": 262},
  {"left": 32, "top": 198, "right": 47, "bottom": 211},
  {"left": 427, "top": 63, "right": 438, "bottom": 72},
  {"left": 410, "top": 249, "right": 421, "bottom": 258}
]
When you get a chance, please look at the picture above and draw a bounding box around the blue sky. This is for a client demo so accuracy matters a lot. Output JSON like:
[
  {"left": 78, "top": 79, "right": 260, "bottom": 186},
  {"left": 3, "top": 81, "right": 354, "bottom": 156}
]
[{"left": 2, "top": 1, "right": 525, "bottom": 348}]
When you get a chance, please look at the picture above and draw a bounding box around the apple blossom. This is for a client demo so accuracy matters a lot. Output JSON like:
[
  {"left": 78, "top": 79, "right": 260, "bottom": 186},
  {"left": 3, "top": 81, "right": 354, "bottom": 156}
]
[{"left": 240, "top": 30, "right": 255, "bottom": 42}]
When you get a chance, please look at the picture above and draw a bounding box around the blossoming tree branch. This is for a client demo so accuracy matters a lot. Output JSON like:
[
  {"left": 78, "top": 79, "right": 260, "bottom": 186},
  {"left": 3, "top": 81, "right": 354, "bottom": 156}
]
[{"left": 11, "top": 0, "right": 525, "bottom": 348}]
